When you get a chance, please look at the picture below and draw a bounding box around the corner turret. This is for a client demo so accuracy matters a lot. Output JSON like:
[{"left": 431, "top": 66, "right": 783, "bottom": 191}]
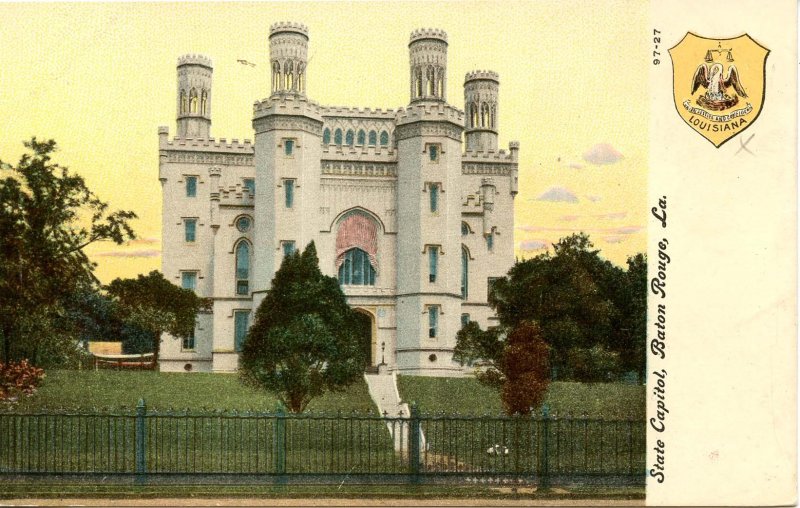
[
  {"left": 408, "top": 28, "right": 448, "bottom": 104},
  {"left": 464, "top": 70, "right": 499, "bottom": 151},
  {"left": 269, "top": 22, "right": 309, "bottom": 97},
  {"left": 176, "top": 54, "right": 213, "bottom": 138}
]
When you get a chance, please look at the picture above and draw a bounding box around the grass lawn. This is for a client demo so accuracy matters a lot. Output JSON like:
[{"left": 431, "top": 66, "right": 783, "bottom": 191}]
[
  {"left": 10, "top": 370, "right": 379, "bottom": 413},
  {"left": 397, "top": 376, "right": 645, "bottom": 419}
]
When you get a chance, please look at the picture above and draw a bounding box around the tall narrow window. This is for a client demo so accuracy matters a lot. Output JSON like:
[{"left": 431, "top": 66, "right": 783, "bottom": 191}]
[
  {"left": 461, "top": 222, "right": 470, "bottom": 236},
  {"left": 428, "top": 306, "right": 438, "bottom": 338},
  {"left": 345, "top": 130, "right": 354, "bottom": 146},
  {"left": 184, "top": 219, "right": 197, "bottom": 243},
  {"left": 380, "top": 131, "right": 389, "bottom": 146},
  {"left": 284, "top": 139, "right": 294, "bottom": 156},
  {"left": 429, "top": 183, "right": 439, "bottom": 213},
  {"left": 488, "top": 277, "right": 500, "bottom": 300},
  {"left": 461, "top": 247, "right": 469, "bottom": 298},
  {"left": 185, "top": 176, "right": 197, "bottom": 197},
  {"left": 182, "top": 329, "right": 195, "bottom": 351},
  {"left": 284, "top": 179, "right": 294, "bottom": 208},
  {"left": 323, "top": 128, "right": 331, "bottom": 145},
  {"left": 234, "top": 310, "right": 249, "bottom": 352},
  {"left": 181, "top": 271, "right": 197, "bottom": 291},
  {"left": 243, "top": 178, "right": 255, "bottom": 196},
  {"left": 180, "top": 90, "right": 187, "bottom": 114},
  {"left": 357, "top": 130, "right": 366, "bottom": 145},
  {"left": 200, "top": 90, "right": 208, "bottom": 115},
  {"left": 429, "top": 144, "right": 439, "bottom": 162},
  {"left": 428, "top": 246, "right": 438, "bottom": 283},
  {"left": 338, "top": 248, "right": 376, "bottom": 286},
  {"left": 235, "top": 241, "right": 250, "bottom": 295},
  {"left": 486, "top": 232, "right": 494, "bottom": 251},
  {"left": 282, "top": 241, "right": 296, "bottom": 258},
  {"left": 368, "top": 130, "right": 377, "bottom": 146},
  {"left": 461, "top": 313, "right": 470, "bottom": 329},
  {"left": 189, "top": 89, "right": 198, "bottom": 113},
  {"left": 334, "top": 128, "right": 343, "bottom": 145}
]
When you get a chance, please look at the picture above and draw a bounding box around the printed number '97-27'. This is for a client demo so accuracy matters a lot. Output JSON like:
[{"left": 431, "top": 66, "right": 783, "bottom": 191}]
[{"left": 653, "top": 29, "right": 661, "bottom": 65}]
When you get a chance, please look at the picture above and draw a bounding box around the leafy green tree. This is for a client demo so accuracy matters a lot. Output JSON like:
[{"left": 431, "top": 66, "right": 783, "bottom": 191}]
[
  {"left": 240, "top": 242, "right": 366, "bottom": 413},
  {"left": 0, "top": 138, "right": 136, "bottom": 365},
  {"left": 105, "top": 270, "right": 210, "bottom": 364},
  {"left": 463, "top": 233, "right": 646, "bottom": 382},
  {"left": 454, "top": 321, "right": 550, "bottom": 415}
]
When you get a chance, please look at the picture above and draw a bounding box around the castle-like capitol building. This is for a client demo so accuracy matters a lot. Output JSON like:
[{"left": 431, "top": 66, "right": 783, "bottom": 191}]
[{"left": 158, "top": 22, "right": 520, "bottom": 376}]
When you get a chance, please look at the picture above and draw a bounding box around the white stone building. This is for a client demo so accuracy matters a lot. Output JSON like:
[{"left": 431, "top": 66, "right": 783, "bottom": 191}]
[{"left": 158, "top": 23, "right": 519, "bottom": 376}]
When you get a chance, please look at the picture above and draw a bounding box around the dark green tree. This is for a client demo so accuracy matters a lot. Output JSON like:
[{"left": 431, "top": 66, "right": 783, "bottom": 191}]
[
  {"left": 0, "top": 138, "right": 137, "bottom": 366},
  {"left": 462, "top": 233, "right": 646, "bottom": 382},
  {"left": 240, "top": 242, "right": 366, "bottom": 413},
  {"left": 105, "top": 270, "right": 211, "bottom": 364}
]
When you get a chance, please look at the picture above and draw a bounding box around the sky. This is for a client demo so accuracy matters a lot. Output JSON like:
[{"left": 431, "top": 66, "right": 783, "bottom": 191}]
[{"left": 0, "top": 1, "right": 648, "bottom": 284}]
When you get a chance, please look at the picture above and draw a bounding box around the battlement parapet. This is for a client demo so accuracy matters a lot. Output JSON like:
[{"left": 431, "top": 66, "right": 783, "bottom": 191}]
[
  {"left": 465, "top": 70, "right": 499, "bottom": 83},
  {"left": 462, "top": 148, "right": 516, "bottom": 163},
  {"left": 161, "top": 136, "right": 255, "bottom": 154},
  {"left": 395, "top": 102, "right": 464, "bottom": 125},
  {"left": 270, "top": 21, "right": 309, "bottom": 37},
  {"left": 178, "top": 54, "right": 213, "bottom": 68},
  {"left": 253, "top": 94, "right": 323, "bottom": 117},
  {"left": 218, "top": 183, "right": 256, "bottom": 205},
  {"left": 320, "top": 106, "right": 397, "bottom": 119},
  {"left": 410, "top": 28, "right": 448, "bottom": 44}
]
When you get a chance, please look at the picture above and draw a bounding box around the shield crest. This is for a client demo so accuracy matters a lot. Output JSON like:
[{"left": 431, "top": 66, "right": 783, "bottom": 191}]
[{"left": 669, "top": 33, "right": 769, "bottom": 147}]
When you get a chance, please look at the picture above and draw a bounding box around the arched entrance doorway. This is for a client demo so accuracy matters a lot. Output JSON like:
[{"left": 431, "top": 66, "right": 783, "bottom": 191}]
[{"left": 353, "top": 309, "right": 374, "bottom": 371}]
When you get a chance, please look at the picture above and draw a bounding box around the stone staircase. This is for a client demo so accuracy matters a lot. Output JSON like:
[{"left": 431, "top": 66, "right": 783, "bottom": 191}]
[{"left": 364, "top": 371, "right": 425, "bottom": 453}]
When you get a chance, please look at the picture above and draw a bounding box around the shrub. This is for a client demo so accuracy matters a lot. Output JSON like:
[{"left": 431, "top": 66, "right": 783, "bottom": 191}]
[
  {"left": 497, "top": 321, "right": 551, "bottom": 415},
  {"left": 0, "top": 359, "right": 45, "bottom": 402}
]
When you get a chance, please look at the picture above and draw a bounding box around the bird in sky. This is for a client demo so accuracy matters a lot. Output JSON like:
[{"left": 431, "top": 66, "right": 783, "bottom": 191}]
[{"left": 237, "top": 59, "right": 256, "bottom": 67}]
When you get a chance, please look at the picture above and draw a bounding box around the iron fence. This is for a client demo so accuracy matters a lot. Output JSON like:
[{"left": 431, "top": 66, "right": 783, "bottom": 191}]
[{"left": 0, "top": 401, "right": 645, "bottom": 486}]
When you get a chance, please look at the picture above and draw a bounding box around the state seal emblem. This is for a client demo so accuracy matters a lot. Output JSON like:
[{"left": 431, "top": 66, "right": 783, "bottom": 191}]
[{"left": 669, "top": 33, "right": 769, "bottom": 147}]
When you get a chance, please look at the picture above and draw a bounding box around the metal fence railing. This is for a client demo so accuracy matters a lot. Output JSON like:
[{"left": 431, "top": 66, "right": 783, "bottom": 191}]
[{"left": 0, "top": 400, "right": 645, "bottom": 486}]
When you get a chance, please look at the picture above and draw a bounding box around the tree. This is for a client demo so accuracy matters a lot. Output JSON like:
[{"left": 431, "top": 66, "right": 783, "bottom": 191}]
[
  {"left": 488, "top": 233, "right": 645, "bottom": 381},
  {"left": 454, "top": 320, "right": 550, "bottom": 415},
  {"left": 0, "top": 138, "right": 137, "bottom": 365},
  {"left": 105, "top": 270, "right": 210, "bottom": 364},
  {"left": 240, "top": 242, "right": 366, "bottom": 413}
]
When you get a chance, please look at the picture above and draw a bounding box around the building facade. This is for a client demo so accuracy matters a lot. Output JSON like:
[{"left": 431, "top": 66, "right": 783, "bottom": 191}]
[{"left": 158, "top": 23, "right": 519, "bottom": 376}]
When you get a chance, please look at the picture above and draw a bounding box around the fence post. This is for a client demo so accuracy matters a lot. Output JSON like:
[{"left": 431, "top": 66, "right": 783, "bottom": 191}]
[
  {"left": 409, "top": 402, "right": 421, "bottom": 483},
  {"left": 538, "top": 404, "right": 550, "bottom": 492},
  {"left": 135, "top": 398, "right": 147, "bottom": 485},
  {"left": 274, "top": 403, "right": 286, "bottom": 478}
]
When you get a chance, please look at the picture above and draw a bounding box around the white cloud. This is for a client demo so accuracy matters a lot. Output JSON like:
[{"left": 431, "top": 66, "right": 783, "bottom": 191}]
[
  {"left": 519, "top": 240, "right": 548, "bottom": 251},
  {"left": 96, "top": 249, "right": 161, "bottom": 258},
  {"left": 583, "top": 143, "right": 623, "bottom": 165},
  {"left": 535, "top": 186, "right": 579, "bottom": 203}
]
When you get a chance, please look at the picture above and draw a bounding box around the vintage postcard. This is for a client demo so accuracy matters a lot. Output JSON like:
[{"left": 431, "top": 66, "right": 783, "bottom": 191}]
[{"left": 0, "top": 0, "right": 795, "bottom": 505}]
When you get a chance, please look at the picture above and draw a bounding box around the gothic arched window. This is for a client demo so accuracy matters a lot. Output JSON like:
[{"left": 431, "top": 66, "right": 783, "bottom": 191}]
[
  {"left": 297, "top": 63, "right": 305, "bottom": 92},
  {"left": 415, "top": 69, "right": 423, "bottom": 98},
  {"left": 461, "top": 222, "right": 470, "bottom": 236},
  {"left": 437, "top": 68, "right": 444, "bottom": 98},
  {"left": 189, "top": 88, "right": 198, "bottom": 113},
  {"left": 235, "top": 241, "right": 250, "bottom": 295},
  {"left": 357, "top": 129, "right": 366, "bottom": 145},
  {"left": 481, "top": 103, "right": 490, "bottom": 127},
  {"left": 461, "top": 247, "right": 469, "bottom": 299},
  {"left": 379, "top": 131, "right": 389, "bottom": 147},
  {"left": 427, "top": 66, "right": 435, "bottom": 96},
  {"left": 338, "top": 248, "right": 376, "bottom": 286},
  {"left": 345, "top": 129, "right": 355, "bottom": 146},
  {"left": 200, "top": 90, "right": 208, "bottom": 115},
  {"left": 323, "top": 128, "right": 331, "bottom": 145},
  {"left": 272, "top": 61, "right": 281, "bottom": 91},
  {"left": 284, "top": 61, "right": 294, "bottom": 90},
  {"left": 334, "top": 128, "right": 343, "bottom": 145},
  {"left": 180, "top": 90, "right": 187, "bottom": 114},
  {"left": 368, "top": 130, "right": 377, "bottom": 146}
]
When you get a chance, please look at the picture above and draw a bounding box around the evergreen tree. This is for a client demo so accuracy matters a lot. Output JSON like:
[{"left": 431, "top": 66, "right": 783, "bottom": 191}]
[{"left": 240, "top": 242, "right": 365, "bottom": 413}]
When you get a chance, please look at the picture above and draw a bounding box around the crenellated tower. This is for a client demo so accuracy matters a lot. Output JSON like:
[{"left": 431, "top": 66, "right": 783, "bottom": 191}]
[
  {"left": 464, "top": 70, "right": 499, "bottom": 151},
  {"left": 176, "top": 54, "right": 213, "bottom": 138},
  {"left": 396, "top": 28, "right": 465, "bottom": 374},
  {"left": 269, "top": 22, "right": 309, "bottom": 97},
  {"left": 251, "top": 22, "right": 323, "bottom": 309},
  {"left": 409, "top": 29, "right": 448, "bottom": 103}
]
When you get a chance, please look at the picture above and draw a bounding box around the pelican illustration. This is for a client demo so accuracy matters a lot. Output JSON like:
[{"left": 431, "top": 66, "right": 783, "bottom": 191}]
[{"left": 691, "top": 62, "right": 747, "bottom": 110}]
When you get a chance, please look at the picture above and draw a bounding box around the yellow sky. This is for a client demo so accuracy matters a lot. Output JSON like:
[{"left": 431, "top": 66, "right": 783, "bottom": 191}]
[{"left": 0, "top": 1, "right": 648, "bottom": 283}]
